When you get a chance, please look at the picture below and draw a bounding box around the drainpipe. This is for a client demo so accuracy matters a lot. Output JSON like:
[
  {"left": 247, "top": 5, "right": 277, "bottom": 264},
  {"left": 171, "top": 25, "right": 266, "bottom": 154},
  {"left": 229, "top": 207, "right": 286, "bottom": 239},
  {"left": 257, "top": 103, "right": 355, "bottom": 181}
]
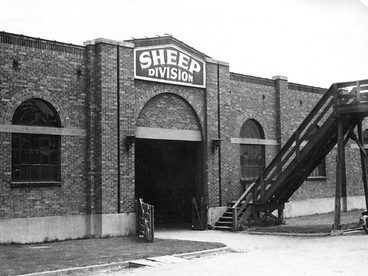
[
  {"left": 217, "top": 64, "right": 222, "bottom": 206},
  {"left": 117, "top": 44, "right": 121, "bottom": 213}
]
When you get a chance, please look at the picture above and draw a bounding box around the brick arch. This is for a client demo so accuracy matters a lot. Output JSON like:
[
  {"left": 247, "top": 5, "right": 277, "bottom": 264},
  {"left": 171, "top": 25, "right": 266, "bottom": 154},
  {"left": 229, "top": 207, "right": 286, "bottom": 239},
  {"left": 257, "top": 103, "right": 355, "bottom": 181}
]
[
  {"left": 137, "top": 92, "right": 202, "bottom": 134},
  {"left": 237, "top": 114, "right": 269, "bottom": 139},
  {"left": 240, "top": 119, "right": 265, "bottom": 139},
  {"left": 1, "top": 89, "right": 68, "bottom": 127}
]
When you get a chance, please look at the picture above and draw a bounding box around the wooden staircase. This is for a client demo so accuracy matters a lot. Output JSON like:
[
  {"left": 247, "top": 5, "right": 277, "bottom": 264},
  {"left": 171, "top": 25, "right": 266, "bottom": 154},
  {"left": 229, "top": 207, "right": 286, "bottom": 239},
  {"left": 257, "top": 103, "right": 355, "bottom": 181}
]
[{"left": 213, "top": 79, "right": 368, "bottom": 231}]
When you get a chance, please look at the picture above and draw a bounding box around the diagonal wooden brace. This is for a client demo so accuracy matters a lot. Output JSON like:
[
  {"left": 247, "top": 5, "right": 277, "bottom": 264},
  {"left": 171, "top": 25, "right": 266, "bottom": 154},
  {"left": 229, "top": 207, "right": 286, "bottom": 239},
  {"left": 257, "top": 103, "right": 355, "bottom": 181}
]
[{"left": 349, "top": 129, "right": 367, "bottom": 157}]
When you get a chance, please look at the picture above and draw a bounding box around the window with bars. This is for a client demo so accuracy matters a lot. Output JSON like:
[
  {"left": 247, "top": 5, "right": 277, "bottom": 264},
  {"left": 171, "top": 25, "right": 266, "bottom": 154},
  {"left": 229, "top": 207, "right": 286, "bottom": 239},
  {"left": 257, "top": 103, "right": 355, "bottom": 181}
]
[
  {"left": 240, "top": 119, "right": 265, "bottom": 181},
  {"left": 12, "top": 98, "right": 61, "bottom": 183}
]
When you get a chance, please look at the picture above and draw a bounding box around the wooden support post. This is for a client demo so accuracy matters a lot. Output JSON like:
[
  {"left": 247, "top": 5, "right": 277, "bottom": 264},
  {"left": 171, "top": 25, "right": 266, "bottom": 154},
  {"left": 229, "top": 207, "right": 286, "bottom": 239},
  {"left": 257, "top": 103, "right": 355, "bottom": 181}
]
[
  {"left": 356, "top": 81, "right": 361, "bottom": 103},
  {"left": 252, "top": 185, "right": 259, "bottom": 222},
  {"left": 341, "top": 139, "right": 347, "bottom": 212},
  {"left": 150, "top": 205, "right": 154, "bottom": 242},
  {"left": 357, "top": 120, "right": 368, "bottom": 210},
  {"left": 333, "top": 118, "right": 344, "bottom": 230},
  {"left": 278, "top": 208, "right": 284, "bottom": 224},
  {"left": 252, "top": 184, "right": 257, "bottom": 204},
  {"left": 233, "top": 206, "right": 238, "bottom": 231}
]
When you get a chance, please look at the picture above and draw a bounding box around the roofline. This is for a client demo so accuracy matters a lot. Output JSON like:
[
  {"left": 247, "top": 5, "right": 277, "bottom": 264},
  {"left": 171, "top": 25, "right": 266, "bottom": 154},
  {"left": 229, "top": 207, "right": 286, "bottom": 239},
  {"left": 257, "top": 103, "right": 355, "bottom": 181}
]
[
  {"left": 125, "top": 35, "right": 211, "bottom": 58},
  {"left": 0, "top": 31, "right": 84, "bottom": 49}
]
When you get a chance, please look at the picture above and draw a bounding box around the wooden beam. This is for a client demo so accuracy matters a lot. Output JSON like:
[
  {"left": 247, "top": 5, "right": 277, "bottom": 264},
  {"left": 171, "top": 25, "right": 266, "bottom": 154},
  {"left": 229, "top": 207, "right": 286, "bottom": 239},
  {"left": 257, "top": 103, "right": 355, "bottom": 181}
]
[
  {"left": 357, "top": 120, "right": 368, "bottom": 210},
  {"left": 333, "top": 118, "right": 344, "bottom": 230},
  {"left": 349, "top": 129, "right": 367, "bottom": 157}
]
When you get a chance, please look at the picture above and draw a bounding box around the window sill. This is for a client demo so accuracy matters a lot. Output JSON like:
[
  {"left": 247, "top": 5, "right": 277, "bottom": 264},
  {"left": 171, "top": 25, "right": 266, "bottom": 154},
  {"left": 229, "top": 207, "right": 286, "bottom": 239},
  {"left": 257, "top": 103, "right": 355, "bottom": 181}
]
[
  {"left": 306, "top": 176, "right": 327, "bottom": 181},
  {"left": 11, "top": 181, "right": 62, "bottom": 188}
]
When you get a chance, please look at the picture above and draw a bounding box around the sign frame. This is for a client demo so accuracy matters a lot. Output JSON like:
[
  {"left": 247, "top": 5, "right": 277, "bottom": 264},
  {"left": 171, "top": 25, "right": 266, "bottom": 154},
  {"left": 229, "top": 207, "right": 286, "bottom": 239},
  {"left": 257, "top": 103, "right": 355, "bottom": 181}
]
[{"left": 134, "top": 44, "right": 206, "bottom": 88}]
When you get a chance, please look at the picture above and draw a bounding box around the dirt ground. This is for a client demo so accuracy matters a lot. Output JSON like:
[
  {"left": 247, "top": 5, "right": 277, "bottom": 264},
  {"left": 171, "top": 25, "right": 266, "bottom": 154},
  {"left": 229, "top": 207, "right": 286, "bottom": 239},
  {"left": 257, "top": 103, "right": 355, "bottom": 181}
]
[{"left": 105, "top": 227, "right": 368, "bottom": 275}]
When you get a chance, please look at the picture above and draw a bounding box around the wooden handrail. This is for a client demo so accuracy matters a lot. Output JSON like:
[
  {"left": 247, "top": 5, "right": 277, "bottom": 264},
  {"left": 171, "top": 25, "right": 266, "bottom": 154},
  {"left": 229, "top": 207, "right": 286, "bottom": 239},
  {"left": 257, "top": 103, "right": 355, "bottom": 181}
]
[
  {"left": 232, "top": 79, "right": 368, "bottom": 228},
  {"left": 337, "top": 79, "right": 368, "bottom": 89},
  {"left": 261, "top": 84, "right": 336, "bottom": 180},
  {"left": 232, "top": 182, "right": 256, "bottom": 208}
]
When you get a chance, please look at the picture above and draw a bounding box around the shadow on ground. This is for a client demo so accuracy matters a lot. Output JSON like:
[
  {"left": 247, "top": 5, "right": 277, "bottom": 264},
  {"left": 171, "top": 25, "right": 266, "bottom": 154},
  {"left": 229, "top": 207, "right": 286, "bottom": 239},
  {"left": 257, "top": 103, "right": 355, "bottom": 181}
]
[{"left": 246, "top": 209, "right": 364, "bottom": 234}]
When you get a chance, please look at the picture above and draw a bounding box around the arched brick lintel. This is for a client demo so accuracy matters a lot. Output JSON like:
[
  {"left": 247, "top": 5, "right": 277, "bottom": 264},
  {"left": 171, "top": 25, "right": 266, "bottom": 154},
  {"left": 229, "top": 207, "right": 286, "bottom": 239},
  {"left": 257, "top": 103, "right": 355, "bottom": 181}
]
[
  {"left": 1, "top": 88, "right": 69, "bottom": 127},
  {"left": 136, "top": 92, "right": 203, "bottom": 140}
]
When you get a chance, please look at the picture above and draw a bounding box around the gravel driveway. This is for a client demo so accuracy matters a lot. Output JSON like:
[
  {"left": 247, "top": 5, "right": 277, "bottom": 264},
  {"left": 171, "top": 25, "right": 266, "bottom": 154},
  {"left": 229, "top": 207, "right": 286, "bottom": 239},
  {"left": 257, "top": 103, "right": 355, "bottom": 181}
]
[{"left": 105, "top": 229, "right": 368, "bottom": 275}]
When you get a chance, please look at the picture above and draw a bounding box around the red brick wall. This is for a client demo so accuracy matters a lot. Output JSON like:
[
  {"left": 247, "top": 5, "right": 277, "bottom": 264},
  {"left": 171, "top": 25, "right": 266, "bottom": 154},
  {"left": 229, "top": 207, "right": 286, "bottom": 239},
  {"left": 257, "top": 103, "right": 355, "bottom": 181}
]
[
  {"left": 0, "top": 33, "right": 87, "bottom": 219},
  {"left": 1, "top": 32, "right": 366, "bottom": 223}
]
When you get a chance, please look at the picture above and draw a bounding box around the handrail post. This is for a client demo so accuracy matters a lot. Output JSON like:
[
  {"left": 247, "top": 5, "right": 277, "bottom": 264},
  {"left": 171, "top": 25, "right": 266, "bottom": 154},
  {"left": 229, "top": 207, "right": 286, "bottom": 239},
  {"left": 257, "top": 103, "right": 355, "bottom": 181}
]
[
  {"left": 252, "top": 183, "right": 257, "bottom": 204},
  {"left": 356, "top": 81, "right": 361, "bottom": 104},
  {"left": 333, "top": 83, "right": 338, "bottom": 115},
  {"left": 233, "top": 206, "right": 238, "bottom": 231}
]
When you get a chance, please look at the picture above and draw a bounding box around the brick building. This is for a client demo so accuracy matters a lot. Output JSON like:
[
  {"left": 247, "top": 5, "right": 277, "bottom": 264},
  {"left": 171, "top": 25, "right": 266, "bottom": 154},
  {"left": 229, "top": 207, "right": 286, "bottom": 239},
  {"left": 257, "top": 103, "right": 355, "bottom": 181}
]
[{"left": 0, "top": 32, "right": 366, "bottom": 243}]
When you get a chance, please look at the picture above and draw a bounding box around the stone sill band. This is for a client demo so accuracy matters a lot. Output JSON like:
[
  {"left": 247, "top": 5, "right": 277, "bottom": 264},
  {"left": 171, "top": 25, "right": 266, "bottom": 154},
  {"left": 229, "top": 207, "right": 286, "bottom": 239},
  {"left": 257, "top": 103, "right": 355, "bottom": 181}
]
[
  {"left": 11, "top": 181, "right": 62, "bottom": 188},
  {"left": 0, "top": 125, "right": 86, "bottom": 136}
]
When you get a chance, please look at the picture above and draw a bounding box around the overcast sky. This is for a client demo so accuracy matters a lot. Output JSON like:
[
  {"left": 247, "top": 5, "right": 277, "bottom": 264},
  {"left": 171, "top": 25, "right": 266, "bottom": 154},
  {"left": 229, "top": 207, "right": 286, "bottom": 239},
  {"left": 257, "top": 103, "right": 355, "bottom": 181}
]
[{"left": 1, "top": 0, "right": 367, "bottom": 88}]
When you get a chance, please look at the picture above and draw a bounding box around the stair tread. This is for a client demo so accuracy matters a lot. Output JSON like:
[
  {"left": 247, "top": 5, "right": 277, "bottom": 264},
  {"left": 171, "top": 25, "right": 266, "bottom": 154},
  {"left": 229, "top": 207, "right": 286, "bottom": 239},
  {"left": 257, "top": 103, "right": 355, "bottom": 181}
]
[
  {"left": 215, "top": 221, "right": 232, "bottom": 225},
  {"left": 212, "top": 225, "right": 233, "bottom": 230},
  {"left": 218, "top": 217, "right": 232, "bottom": 221}
]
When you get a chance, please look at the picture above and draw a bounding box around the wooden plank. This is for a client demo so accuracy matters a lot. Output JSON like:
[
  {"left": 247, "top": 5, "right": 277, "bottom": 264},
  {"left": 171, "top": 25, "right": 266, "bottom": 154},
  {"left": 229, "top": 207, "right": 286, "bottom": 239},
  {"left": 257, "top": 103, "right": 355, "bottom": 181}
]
[
  {"left": 335, "top": 102, "right": 368, "bottom": 115},
  {"left": 337, "top": 79, "right": 368, "bottom": 89}
]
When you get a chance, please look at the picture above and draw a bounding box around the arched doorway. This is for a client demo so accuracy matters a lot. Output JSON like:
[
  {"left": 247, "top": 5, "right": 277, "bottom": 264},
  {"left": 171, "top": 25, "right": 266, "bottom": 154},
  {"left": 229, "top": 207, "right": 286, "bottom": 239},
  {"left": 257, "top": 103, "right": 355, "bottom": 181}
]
[
  {"left": 240, "top": 119, "right": 265, "bottom": 183},
  {"left": 135, "top": 93, "right": 203, "bottom": 227}
]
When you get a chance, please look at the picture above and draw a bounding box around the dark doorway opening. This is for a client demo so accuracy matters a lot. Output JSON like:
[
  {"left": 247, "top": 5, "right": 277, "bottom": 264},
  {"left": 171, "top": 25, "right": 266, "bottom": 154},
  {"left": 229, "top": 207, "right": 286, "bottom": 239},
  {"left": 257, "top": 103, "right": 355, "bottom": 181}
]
[{"left": 135, "top": 139, "right": 200, "bottom": 227}]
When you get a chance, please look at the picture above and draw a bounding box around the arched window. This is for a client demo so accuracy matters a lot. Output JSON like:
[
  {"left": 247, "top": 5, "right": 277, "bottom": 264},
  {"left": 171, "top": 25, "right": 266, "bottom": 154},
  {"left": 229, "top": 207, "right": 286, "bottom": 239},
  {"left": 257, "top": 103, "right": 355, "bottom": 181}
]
[
  {"left": 240, "top": 119, "right": 265, "bottom": 181},
  {"left": 12, "top": 98, "right": 61, "bottom": 182}
]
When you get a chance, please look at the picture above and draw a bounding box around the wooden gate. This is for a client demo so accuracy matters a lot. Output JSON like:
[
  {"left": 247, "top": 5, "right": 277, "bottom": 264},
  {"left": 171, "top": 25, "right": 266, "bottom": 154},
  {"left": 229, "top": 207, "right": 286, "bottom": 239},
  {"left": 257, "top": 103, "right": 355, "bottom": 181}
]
[{"left": 136, "top": 198, "right": 154, "bottom": 242}]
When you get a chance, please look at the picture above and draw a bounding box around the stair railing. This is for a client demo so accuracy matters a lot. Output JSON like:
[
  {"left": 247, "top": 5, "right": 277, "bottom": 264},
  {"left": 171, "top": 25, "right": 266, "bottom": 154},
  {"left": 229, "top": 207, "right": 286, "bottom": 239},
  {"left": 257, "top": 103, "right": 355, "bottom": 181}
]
[
  {"left": 231, "top": 80, "right": 368, "bottom": 229},
  {"left": 254, "top": 84, "right": 335, "bottom": 197},
  {"left": 231, "top": 85, "right": 336, "bottom": 228}
]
